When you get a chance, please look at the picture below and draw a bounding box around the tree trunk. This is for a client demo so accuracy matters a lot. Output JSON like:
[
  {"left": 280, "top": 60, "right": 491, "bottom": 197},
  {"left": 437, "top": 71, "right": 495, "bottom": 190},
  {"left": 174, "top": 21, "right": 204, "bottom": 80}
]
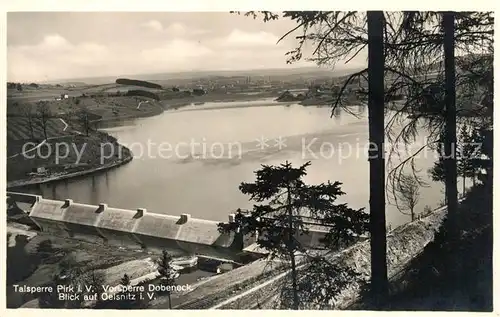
[
  {"left": 168, "top": 292, "right": 172, "bottom": 309},
  {"left": 85, "top": 113, "right": 90, "bottom": 136},
  {"left": 462, "top": 175, "right": 466, "bottom": 197},
  {"left": 289, "top": 248, "right": 298, "bottom": 309},
  {"left": 43, "top": 123, "right": 48, "bottom": 140},
  {"left": 41, "top": 115, "right": 48, "bottom": 140},
  {"left": 28, "top": 117, "right": 34, "bottom": 139},
  {"left": 367, "top": 11, "right": 388, "bottom": 308},
  {"left": 287, "top": 182, "right": 299, "bottom": 310},
  {"left": 443, "top": 12, "right": 458, "bottom": 236}
]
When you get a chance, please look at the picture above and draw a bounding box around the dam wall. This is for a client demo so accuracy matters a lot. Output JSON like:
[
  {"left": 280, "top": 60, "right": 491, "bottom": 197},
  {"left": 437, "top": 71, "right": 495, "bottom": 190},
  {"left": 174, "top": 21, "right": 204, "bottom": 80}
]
[
  {"left": 8, "top": 192, "right": 330, "bottom": 260},
  {"left": 25, "top": 195, "right": 239, "bottom": 259},
  {"left": 7, "top": 192, "right": 39, "bottom": 204}
]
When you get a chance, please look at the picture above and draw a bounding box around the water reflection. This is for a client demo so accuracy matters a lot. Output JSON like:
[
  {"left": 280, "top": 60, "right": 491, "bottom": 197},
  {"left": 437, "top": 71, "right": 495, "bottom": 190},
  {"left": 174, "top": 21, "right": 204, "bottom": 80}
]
[
  {"left": 90, "top": 176, "right": 99, "bottom": 203},
  {"left": 51, "top": 184, "right": 57, "bottom": 200},
  {"left": 105, "top": 172, "right": 109, "bottom": 189}
]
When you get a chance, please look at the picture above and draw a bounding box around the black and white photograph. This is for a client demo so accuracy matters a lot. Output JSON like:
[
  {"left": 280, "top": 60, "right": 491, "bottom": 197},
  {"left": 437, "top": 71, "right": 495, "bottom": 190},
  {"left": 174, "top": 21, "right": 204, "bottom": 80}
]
[{"left": 3, "top": 6, "right": 495, "bottom": 312}]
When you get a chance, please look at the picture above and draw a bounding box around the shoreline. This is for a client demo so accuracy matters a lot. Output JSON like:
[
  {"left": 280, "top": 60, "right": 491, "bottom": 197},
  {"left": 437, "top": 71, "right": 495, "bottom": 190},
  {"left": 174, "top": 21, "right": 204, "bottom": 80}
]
[
  {"left": 8, "top": 94, "right": 486, "bottom": 189},
  {"left": 161, "top": 93, "right": 277, "bottom": 109},
  {"left": 7, "top": 153, "right": 133, "bottom": 189},
  {"left": 92, "top": 93, "right": 279, "bottom": 123},
  {"left": 91, "top": 102, "right": 165, "bottom": 125},
  {"left": 6, "top": 93, "right": 276, "bottom": 189}
]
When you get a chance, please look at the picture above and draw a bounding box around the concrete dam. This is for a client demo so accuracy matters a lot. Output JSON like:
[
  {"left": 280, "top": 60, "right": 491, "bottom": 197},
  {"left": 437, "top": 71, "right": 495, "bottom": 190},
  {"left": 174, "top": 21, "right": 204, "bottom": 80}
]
[{"left": 8, "top": 192, "right": 329, "bottom": 260}]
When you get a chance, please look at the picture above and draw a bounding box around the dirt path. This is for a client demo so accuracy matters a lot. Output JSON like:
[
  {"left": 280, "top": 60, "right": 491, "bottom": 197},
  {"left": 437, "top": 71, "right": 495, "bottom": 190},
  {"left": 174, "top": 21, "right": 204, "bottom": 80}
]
[
  {"left": 59, "top": 118, "right": 69, "bottom": 131},
  {"left": 137, "top": 100, "right": 149, "bottom": 109}
]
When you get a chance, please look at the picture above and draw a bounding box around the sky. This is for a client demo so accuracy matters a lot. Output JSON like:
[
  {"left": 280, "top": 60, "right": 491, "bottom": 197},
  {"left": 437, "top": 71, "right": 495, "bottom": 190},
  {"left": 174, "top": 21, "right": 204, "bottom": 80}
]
[{"left": 7, "top": 12, "right": 367, "bottom": 82}]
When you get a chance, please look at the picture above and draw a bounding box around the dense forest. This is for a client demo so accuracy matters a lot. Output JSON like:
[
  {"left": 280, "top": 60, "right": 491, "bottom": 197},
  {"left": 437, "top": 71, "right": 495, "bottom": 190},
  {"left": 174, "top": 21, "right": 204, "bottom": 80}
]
[
  {"left": 116, "top": 78, "right": 163, "bottom": 89},
  {"left": 125, "top": 89, "right": 160, "bottom": 101}
]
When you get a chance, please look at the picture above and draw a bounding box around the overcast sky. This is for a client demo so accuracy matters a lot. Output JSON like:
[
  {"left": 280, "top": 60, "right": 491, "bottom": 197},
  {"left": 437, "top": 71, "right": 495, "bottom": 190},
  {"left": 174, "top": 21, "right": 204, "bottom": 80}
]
[{"left": 7, "top": 12, "right": 367, "bottom": 82}]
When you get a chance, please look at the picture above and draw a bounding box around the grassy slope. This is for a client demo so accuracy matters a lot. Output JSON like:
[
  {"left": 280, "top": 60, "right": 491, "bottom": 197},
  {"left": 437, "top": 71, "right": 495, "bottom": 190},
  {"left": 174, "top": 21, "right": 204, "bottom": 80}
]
[
  {"left": 6, "top": 117, "right": 68, "bottom": 142},
  {"left": 76, "top": 96, "right": 164, "bottom": 121},
  {"left": 6, "top": 86, "right": 166, "bottom": 184},
  {"left": 381, "top": 182, "right": 493, "bottom": 311},
  {"left": 6, "top": 133, "right": 129, "bottom": 182}
]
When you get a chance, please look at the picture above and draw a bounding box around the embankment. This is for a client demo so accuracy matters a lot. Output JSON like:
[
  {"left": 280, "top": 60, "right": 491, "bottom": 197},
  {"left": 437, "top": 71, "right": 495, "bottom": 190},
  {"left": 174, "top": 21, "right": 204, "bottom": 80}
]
[
  {"left": 7, "top": 154, "right": 133, "bottom": 189},
  {"left": 169, "top": 204, "right": 450, "bottom": 309},
  {"left": 6, "top": 99, "right": 162, "bottom": 188},
  {"left": 7, "top": 132, "right": 134, "bottom": 189}
]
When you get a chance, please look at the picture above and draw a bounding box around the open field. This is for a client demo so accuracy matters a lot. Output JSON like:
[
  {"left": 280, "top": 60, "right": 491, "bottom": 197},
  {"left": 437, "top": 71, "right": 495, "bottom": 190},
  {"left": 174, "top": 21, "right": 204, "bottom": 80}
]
[
  {"left": 8, "top": 84, "right": 163, "bottom": 102},
  {"left": 7, "top": 90, "right": 82, "bottom": 103},
  {"left": 8, "top": 93, "right": 164, "bottom": 121},
  {"left": 76, "top": 96, "right": 164, "bottom": 121},
  {"left": 8, "top": 81, "right": 280, "bottom": 115}
]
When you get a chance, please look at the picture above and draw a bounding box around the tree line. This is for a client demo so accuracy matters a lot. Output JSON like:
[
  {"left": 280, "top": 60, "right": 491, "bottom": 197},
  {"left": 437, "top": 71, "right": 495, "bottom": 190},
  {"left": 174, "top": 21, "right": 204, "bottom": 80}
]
[
  {"left": 7, "top": 82, "right": 40, "bottom": 91},
  {"left": 116, "top": 78, "right": 163, "bottom": 89},
  {"left": 11, "top": 100, "right": 95, "bottom": 141}
]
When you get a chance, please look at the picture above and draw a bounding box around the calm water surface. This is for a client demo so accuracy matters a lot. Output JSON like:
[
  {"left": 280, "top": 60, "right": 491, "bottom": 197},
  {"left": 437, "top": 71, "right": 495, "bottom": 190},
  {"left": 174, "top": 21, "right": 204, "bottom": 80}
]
[{"left": 18, "top": 98, "right": 446, "bottom": 227}]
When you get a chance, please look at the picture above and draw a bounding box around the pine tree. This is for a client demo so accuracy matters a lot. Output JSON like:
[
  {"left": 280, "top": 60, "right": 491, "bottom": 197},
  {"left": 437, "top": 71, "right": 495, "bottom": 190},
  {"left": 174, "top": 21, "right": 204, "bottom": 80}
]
[
  {"left": 38, "top": 274, "right": 66, "bottom": 308},
  {"left": 430, "top": 125, "right": 483, "bottom": 196},
  {"left": 113, "top": 273, "right": 136, "bottom": 309},
  {"left": 457, "top": 125, "right": 479, "bottom": 195},
  {"left": 471, "top": 127, "right": 493, "bottom": 185},
  {"left": 121, "top": 274, "right": 131, "bottom": 286},
  {"left": 219, "top": 161, "right": 368, "bottom": 309},
  {"left": 156, "top": 250, "right": 177, "bottom": 309},
  {"left": 84, "top": 269, "right": 105, "bottom": 307}
]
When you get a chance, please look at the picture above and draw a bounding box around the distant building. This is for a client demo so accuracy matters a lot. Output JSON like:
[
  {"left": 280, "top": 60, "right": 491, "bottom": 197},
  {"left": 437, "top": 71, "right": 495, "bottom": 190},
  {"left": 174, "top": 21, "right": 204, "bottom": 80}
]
[
  {"left": 56, "top": 94, "right": 69, "bottom": 101},
  {"left": 32, "top": 167, "right": 46, "bottom": 173}
]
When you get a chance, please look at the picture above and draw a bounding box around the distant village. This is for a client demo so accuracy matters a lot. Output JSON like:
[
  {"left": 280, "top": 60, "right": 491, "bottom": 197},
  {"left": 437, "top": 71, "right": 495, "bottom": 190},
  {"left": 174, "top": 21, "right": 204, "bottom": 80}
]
[{"left": 7, "top": 72, "right": 369, "bottom": 105}]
